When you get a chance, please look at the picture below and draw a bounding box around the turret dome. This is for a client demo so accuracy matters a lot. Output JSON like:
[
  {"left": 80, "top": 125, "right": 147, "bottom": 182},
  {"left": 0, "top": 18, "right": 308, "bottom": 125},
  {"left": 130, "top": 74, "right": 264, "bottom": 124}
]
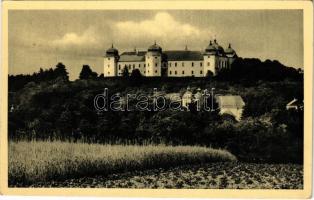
[
  {"left": 225, "top": 43, "right": 237, "bottom": 57},
  {"left": 205, "top": 40, "right": 217, "bottom": 53},
  {"left": 106, "top": 44, "right": 119, "bottom": 56},
  {"left": 148, "top": 41, "right": 162, "bottom": 52},
  {"left": 212, "top": 39, "right": 225, "bottom": 55}
]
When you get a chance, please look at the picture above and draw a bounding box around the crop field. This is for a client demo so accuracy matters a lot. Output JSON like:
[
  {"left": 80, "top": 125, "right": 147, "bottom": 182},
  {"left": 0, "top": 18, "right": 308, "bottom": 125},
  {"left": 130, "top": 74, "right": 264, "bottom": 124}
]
[
  {"left": 29, "top": 162, "right": 303, "bottom": 189},
  {"left": 9, "top": 141, "right": 236, "bottom": 187}
]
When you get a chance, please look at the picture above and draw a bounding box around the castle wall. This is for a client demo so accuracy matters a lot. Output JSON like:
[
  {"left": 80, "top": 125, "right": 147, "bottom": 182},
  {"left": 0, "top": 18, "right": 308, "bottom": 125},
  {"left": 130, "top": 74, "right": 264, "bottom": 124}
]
[
  {"left": 104, "top": 56, "right": 117, "bottom": 77},
  {"left": 167, "top": 61, "right": 204, "bottom": 77},
  {"left": 203, "top": 55, "right": 216, "bottom": 76},
  {"left": 215, "top": 57, "right": 229, "bottom": 71},
  {"left": 117, "top": 61, "right": 146, "bottom": 76},
  {"left": 145, "top": 53, "right": 161, "bottom": 77}
]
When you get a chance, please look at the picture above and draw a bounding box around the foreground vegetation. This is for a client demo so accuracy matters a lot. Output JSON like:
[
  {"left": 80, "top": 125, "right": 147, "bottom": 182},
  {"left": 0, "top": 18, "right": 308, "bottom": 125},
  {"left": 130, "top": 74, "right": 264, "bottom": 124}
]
[
  {"left": 26, "top": 162, "right": 303, "bottom": 189},
  {"left": 9, "top": 141, "right": 236, "bottom": 187},
  {"left": 8, "top": 60, "right": 303, "bottom": 163},
  {"left": 8, "top": 77, "right": 303, "bottom": 163}
]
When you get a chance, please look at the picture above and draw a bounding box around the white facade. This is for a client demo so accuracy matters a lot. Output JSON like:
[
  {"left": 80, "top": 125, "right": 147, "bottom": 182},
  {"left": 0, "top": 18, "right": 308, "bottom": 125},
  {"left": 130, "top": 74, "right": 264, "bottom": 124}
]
[
  {"left": 167, "top": 61, "right": 203, "bottom": 77},
  {"left": 216, "top": 95, "right": 245, "bottom": 121},
  {"left": 117, "top": 61, "right": 145, "bottom": 76},
  {"left": 104, "top": 56, "right": 118, "bottom": 77},
  {"left": 104, "top": 40, "right": 237, "bottom": 77},
  {"left": 203, "top": 55, "right": 216, "bottom": 76},
  {"left": 145, "top": 52, "right": 162, "bottom": 77}
]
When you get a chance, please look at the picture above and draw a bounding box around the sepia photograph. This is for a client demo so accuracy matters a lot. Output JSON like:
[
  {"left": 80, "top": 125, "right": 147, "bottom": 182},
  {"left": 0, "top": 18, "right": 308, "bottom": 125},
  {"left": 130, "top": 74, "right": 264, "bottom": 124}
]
[{"left": 0, "top": 0, "right": 313, "bottom": 198}]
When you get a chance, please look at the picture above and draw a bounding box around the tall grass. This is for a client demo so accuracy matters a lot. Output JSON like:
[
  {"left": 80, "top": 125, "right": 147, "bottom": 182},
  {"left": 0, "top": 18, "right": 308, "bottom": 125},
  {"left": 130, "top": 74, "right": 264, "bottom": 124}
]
[{"left": 9, "top": 141, "right": 236, "bottom": 186}]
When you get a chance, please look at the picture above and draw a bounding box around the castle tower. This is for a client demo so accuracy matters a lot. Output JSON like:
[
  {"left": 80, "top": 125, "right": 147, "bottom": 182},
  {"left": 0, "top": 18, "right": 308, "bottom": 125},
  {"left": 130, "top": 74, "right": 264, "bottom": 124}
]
[
  {"left": 203, "top": 40, "right": 217, "bottom": 76},
  {"left": 225, "top": 43, "right": 238, "bottom": 69},
  {"left": 104, "top": 44, "right": 119, "bottom": 77},
  {"left": 145, "top": 41, "right": 162, "bottom": 77}
]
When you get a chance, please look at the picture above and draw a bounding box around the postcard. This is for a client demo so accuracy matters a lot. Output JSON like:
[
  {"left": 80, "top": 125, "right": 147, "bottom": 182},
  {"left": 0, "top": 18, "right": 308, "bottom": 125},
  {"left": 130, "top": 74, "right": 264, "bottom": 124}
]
[{"left": 0, "top": 0, "right": 312, "bottom": 198}]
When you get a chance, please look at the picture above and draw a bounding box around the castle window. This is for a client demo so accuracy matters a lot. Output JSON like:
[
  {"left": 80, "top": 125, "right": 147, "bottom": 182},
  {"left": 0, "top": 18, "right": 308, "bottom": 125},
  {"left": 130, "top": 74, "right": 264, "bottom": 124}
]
[
  {"left": 108, "top": 64, "right": 110, "bottom": 67},
  {"left": 200, "top": 70, "right": 203, "bottom": 74},
  {"left": 108, "top": 72, "right": 110, "bottom": 75},
  {"left": 155, "top": 63, "right": 157, "bottom": 67},
  {"left": 175, "top": 71, "right": 177, "bottom": 75},
  {"left": 175, "top": 62, "right": 177, "bottom": 67},
  {"left": 148, "top": 63, "right": 150, "bottom": 67},
  {"left": 148, "top": 70, "right": 150, "bottom": 73},
  {"left": 144, "top": 64, "right": 146, "bottom": 67},
  {"left": 118, "top": 65, "right": 121, "bottom": 70},
  {"left": 169, "top": 63, "right": 171, "bottom": 67},
  {"left": 191, "top": 70, "right": 194, "bottom": 75},
  {"left": 155, "top": 56, "right": 157, "bottom": 59},
  {"left": 169, "top": 71, "right": 172, "bottom": 75},
  {"left": 108, "top": 58, "right": 110, "bottom": 60},
  {"left": 200, "top": 62, "right": 202, "bottom": 67},
  {"left": 155, "top": 70, "right": 157, "bottom": 73},
  {"left": 182, "top": 62, "right": 184, "bottom": 67},
  {"left": 182, "top": 70, "right": 184, "bottom": 74},
  {"left": 192, "top": 62, "right": 194, "bottom": 67},
  {"left": 208, "top": 62, "right": 210, "bottom": 66},
  {"left": 129, "top": 65, "right": 131, "bottom": 70}
]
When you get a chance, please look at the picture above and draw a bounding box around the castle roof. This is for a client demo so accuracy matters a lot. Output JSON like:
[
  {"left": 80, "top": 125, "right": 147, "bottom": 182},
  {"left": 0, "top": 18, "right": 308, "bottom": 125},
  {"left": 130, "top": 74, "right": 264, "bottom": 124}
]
[
  {"left": 119, "top": 51, "right": 146, "bottom": 62},
  {"left": 106, "top": 44, "right": 119, "bottom": 56},
  {"left": 205, "top": 41, "right": 217, "bottom": 52},
  {"left": 118, "top": 50, "right": 204, "bottom": 62},
  {"left": 148, "top": 41, "right": 162, "bottom": 52},
  {"left": 225, "top": 44, "right": 237, "bottom": 58},
  {"left": 216, "top": 95, "right": 245, "bottom": 109},
  {"left": 163, "top": 50, "right": 203, "bottom": 61},
  {"left": 213, "top": 40, "right": 225, "bottom": 56}
]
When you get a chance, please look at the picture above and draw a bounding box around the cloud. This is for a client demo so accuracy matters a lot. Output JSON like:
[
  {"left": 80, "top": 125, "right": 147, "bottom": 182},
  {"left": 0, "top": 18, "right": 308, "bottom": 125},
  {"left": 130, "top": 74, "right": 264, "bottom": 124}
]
[
  {"left": 112, "top": 12, "right": 212, "bottom": 48},
  {"left": 52, "top": 27, "right": 99, "bottom": 46}
]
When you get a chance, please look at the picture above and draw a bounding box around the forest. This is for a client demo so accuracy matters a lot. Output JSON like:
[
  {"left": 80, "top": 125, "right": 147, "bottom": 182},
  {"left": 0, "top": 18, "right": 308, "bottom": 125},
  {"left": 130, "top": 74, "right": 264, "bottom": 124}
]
[{"left": 8, "top": 58, "right": 304, "bottom": 163}]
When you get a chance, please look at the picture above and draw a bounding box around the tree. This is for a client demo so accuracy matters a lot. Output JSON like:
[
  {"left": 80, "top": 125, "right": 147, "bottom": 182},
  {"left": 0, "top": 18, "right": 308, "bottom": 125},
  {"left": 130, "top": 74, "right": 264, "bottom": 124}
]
[
  {"left": 57, "top": 109, "right": 74, "bottom": 138},
  {"left": 54, "top": 62, "right": 69, "bottom": 81},
  {"left": 122, "top": 66, "right": 129, "bottom": 77},
  {"left": 206, "top": 70, "right": 214, "bottom": 78},
  {"left": 130, "top": 69, "right": 142, "bottom": 78},
  {"left": 130, "top": 69, "right": 143, "bottom": 85},
  {"left": 79, "top": 65, "right": 98, "bottom": 79}
]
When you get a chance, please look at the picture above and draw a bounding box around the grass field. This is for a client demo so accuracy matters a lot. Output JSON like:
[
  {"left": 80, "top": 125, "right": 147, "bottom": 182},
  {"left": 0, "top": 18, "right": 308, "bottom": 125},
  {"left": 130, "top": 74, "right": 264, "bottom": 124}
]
[{"left": 9, "top": 141, "right": 236, "bottom": 187}]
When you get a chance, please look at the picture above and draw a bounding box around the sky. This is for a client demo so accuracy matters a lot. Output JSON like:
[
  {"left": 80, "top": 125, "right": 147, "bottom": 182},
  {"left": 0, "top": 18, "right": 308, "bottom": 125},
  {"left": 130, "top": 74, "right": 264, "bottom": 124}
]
[{"left": 9, "top": 10, "right": 303, "bottom": 80}]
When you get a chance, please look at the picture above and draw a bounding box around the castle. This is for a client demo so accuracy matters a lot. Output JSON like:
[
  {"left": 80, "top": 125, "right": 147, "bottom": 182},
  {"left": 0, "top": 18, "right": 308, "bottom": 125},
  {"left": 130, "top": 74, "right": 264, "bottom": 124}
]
[{"left": 104, "top": 39, "right": 237, "bottom": 77}]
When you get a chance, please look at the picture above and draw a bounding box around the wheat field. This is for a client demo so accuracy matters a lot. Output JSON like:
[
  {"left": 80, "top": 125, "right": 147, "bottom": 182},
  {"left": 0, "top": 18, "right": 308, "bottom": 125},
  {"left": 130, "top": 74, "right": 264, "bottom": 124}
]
[{"left": 9, "top": 141, "right": 236, "bottom": 186}]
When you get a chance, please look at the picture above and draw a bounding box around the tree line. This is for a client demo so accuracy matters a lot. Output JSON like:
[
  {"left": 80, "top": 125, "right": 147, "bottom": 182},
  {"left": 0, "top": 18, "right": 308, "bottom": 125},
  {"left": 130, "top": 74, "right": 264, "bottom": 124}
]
[{"left": 8, "top": 58, "right": 304, "bottom": 163}]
